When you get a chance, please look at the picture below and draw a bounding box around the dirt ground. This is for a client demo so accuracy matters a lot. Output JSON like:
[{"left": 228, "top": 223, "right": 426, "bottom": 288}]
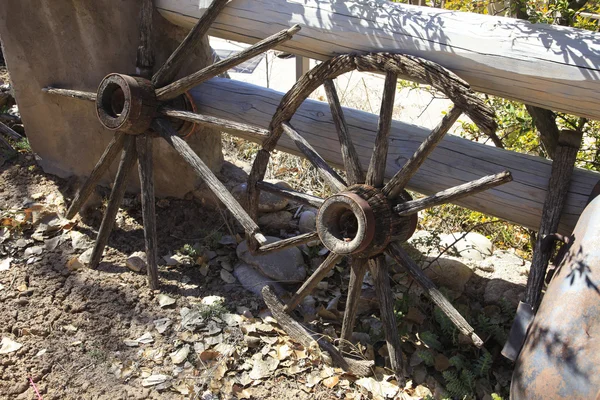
[
  {"left": 0, "top": 155, "right": 342, "bottom": 400},
  {"left": 0, "top": 151, "right": 523, "bottom": 400}
]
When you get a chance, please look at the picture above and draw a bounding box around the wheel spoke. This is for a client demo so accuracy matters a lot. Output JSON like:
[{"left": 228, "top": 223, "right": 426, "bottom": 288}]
[
  {"left": 383, "top": 106, "right": 463, "bottom": 199},
  {"left": 0, "top": 121, "right": 23, "bottom": 141},
  {"left": 42, "top": 87, "right": 96, "bottom": 102},
  {"left": 160, "top": 106, "right": 269, "bottom": 140},
  {"left": 369, "top": 255, "right": 405, "bottom": 376},
  {"left": 136, "top": 0, "right": 155, "bottom": 77},
  {"left": 66, "top": 132, "right": 126, "bottom": 219},
  {"left": 386, "top": 242, "right": 483, "bottom": 347},
  {"left": 394, "top": 171, "right": 512, "bottom": 216},
  {"left": 136, "top": 135, "right": 159, "bottom": 289},
  {"left": 282, "top": 122, "right": 347, "bottom": 193},
  {"left": 366, "top": 72, "right": 397, "bottom": 188},
  {"left": 323, "top": 79, "right": 364, "bottom": 185},
  {"left": 284, "top": 252, "right": 342, "bottom": 313},
  {"left": 154, "top": 118, "right": 267, "bottom": 245},
  {"left": 152, "top": 0, "right": 229, "bottom": 87},
  {"left": 256, "top": 232, "right": 320, "bottom": 255},
  {"left": 339, "top": 258, "right": 367, "bottom": 353},
  {"left": 89, "top": 136, "right": 138, "bottom": 270},
  {"left": 256, "top": 180, "right": 324, "bottom": 208},
  {"left": 156, "top": 25, "right": 301, "bottom": 101}
]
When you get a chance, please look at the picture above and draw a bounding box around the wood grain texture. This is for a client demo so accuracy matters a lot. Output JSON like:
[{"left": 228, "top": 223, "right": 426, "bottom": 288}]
[
  {"left": 0, "top": 121, "right": 22, "bottom": 141},
  {"left": 160, "top": 106, "right": 269, "bottom": 139},
  {"left": 282, "top": 122, "right": 347, "bottom": 193},
  {"left": 42, "top": 87, "right": 97, "bottom": 102},
  {"left": 66, "top": 132, "right": 126, "bottom": 220},
  {"left": 369, "top": 255, "right": 406, "bottom": 378},
  {"left": 152, "top": 0, "right": 229, "bottom": 87},
  {"left": 136, "top": 0, "right": 155, "bottom": 77},
  {"left": 156, "top": 25, "right": 301, "bottom": 101},
  {"left": 284, "top": 252, "right": 342, "bottom": 312},
  {"left": 386, "top": 242, "right": 484, "bottom": 347},
  {"left": 156, "top": 0, "right": 600, "bottom": 121},
  {"left": 525, "top": 130, "right": 582, "bottom": 310},
  {"left": 383, "top": 106, "right": 462, "bottom": 199},
  {"left": 256, "top": 231, "right": 320, "bottom": 255},
  {"left": 366, "top": 72, "right": 397, "bottom": 188},
  {"left": 256, "top": 180, "right": 324, "bottom": 208},
  {"left": 323, "top": 79, "right": 364, "bottom": 185},
  {"left": 339, "top": 258, "right": 367, "bottom": 353},
  {"left": 188, "top": 78, "right": 600, "bottom": 235},
  {"left": 154, "top": 118, "right": 263, "bottom": 241},
  {"left": 89, "top": 135, "right": 138, "bottom": 270},
  {"left": 136, "top": 135, "right": 159, "bottom": 289},
  {"left": 262, "top": 285, "right": 374, "bottom": 376},
  {"left": 394, "top": 171, "right": 513, "bottom": 216}
]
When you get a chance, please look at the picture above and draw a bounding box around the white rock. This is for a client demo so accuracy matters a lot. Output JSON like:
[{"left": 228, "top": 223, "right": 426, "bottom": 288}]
[
  {"left": 170, "top": 345, "right": 190, "bottom": 364},
  {"left": 0, "top": 337, "right": 22, "bottom": 354},
  {"left": 157, "top": 294, "right": 177, "bottom": 308},
  {"left": 126, "top": 251, "right": 147, "bottom": 273},
  {"left": 142, "top": 374, "right": 169, "bottom": 387},
  {"left": 201, "top": 296, "right": 225, "bottom": 306},
  {"left": 78, "top": 248, "right": 93, "bottom": 265},
  {"left": 440, "top": 232, "right": 493, "bottom": 261},
  {"left": 70, "top": 230, "right": 93, "bottom": 251},
  {"left": 0, "top": 257, "right": 12, "bottom": 271}
]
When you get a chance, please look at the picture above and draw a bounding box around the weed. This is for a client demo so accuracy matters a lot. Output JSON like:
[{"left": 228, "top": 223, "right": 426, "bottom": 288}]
[
  {"left": 197, "top": 302, "right": 228, "bottom": 320},
  {"left": 13, "top": 138, "right": 31, "bottom": 152}
]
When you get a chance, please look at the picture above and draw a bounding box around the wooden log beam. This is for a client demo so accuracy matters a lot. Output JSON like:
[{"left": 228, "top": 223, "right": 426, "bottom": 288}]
[
  {"left": 156, "top": 0, "right": 600, "bottom": 121},
  {"left": 188, "top": 78, "right": 600, "bottom": 235}
]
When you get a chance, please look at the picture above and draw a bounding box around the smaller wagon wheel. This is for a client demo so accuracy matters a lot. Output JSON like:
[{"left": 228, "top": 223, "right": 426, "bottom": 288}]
[
  {"left": 42, "top": 0, "right": 301, "bottom": 289},
  {"left": 248, "top": 53, "right": 512, "bottom": 377}
]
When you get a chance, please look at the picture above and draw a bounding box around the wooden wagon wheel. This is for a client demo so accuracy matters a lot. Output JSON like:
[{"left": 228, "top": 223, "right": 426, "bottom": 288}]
[
  {"left": 249, "top": 53, "right": 513, "bottom": 377},
  {"left": 41, "top": 0, "right": 300, "bottom": 289}
]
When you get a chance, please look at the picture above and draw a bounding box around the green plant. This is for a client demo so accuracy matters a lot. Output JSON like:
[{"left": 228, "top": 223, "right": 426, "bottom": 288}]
[
  {"left": 13, "top": 138, "right": 31, "bottom": 152},
  {"left": 178, "top": 243, "right": 202, "bottom": 259},
  {"left": 197, "top": 302, "right": 228, "bottom": 320}
]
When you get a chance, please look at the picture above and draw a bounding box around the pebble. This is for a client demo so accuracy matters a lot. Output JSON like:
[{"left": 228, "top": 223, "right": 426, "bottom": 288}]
[{"left": 126, "top": 251, "right": 147, "bottom": 273}]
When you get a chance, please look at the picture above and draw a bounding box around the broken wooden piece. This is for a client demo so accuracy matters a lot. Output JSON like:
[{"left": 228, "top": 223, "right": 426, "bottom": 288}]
[{"left": 262, "top": 285, "right": 374, "bottom": 376}]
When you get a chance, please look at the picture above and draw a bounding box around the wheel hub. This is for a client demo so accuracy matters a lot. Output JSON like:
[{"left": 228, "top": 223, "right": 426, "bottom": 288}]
[
  {"left": 96, "top": 73, "right": 157, "bottom": 134},
  {"left": 316, "top": 184, "right": 417, "bottom": 258}
]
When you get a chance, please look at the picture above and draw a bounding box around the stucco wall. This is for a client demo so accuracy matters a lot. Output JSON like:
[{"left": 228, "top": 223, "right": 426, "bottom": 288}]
[{"left": 0, "top": 0, "right": 223, "bottom": 197}]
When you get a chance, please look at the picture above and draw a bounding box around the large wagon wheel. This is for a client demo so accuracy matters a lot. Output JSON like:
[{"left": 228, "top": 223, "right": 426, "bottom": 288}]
[
  {"left": 41, "top": 0, "right": 300, "bottom": 289},
  {"left": 249, "top": 53, "right": 512, "bottom": 377}
]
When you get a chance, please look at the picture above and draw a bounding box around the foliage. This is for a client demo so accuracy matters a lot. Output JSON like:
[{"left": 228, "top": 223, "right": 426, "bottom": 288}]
[{"left": 12, "top": 138, "right": 31, "bottom": 152}]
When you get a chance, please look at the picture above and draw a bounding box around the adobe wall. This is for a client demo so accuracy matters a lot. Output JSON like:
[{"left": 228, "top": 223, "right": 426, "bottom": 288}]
[{"left": 0, "top": 0, "right": 223, "bottom": 197}]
